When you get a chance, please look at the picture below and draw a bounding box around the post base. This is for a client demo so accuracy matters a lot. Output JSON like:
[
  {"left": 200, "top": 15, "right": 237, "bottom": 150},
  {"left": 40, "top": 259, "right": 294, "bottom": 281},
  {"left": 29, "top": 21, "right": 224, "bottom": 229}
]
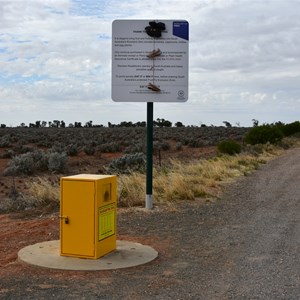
[{"left": 145, "top": 194, "right": 153, "bottom": 209}]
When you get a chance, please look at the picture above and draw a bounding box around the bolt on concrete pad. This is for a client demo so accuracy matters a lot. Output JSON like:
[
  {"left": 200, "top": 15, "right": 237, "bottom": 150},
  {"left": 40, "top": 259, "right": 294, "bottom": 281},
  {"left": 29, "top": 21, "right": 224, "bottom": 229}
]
[{"left": 18, "top": 240, "right": 158, "bottom": 271}]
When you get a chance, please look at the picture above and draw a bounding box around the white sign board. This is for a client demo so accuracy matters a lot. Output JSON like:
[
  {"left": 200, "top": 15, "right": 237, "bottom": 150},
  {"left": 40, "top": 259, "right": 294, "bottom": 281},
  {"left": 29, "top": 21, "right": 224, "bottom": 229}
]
[{"left": 112, "top": 20, "right": 189, "bottom": 102}]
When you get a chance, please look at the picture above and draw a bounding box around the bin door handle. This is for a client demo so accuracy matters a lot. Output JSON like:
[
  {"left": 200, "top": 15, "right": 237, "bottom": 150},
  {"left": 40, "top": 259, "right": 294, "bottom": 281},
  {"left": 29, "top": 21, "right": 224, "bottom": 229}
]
[{"left": 59, "top": 215, "right": 69, "bottom": 224}]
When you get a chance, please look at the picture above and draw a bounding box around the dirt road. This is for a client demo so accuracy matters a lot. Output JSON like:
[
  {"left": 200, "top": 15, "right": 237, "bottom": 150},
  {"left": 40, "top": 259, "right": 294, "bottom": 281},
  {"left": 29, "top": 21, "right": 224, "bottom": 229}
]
[{"left": 1, "top": 148, "right": 300, "bottom": 299}]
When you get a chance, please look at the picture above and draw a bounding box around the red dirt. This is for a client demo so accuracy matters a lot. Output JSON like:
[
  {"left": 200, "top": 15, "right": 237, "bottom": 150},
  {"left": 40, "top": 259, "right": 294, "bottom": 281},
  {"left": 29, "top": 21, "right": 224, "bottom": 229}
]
[{"left": 0, "top": 145, "right": 216, "bottom": 282}]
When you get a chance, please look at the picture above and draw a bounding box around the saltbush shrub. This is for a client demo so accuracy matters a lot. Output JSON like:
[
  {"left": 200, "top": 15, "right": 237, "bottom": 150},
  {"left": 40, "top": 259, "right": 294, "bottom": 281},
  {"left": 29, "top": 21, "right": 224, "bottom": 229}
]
[
  {"left": 108, "top": 153, "right": 146, "bottom": 173},
  {"left": 48, "top": 152, "right": 67, "bottom": 172},
  {"left": 0, "top": 134, "right": 11, "bottom": 147},
  {"left": 3, "top": 150, "right": 67, "bottom": 175},
  {"left": 99, "top": 142, "right": 121, "bottom": 153},
  {"left": 154, "top": 141, "right": 171, "bottom": 151},
  {"left": 4, "top": 153, "right": 35, "bottom": 175},
  {"left": 1, "top": 149, "right": 14, "bottom": 158},
  {"left": 32, "top": 150, "right": 49, "bottom": 171},
  {"left": 124, "top": 143, "right": 145, "bottom": 154},
  {"left": 245, "top": 124, "right": 284, "bottom": 145},
  {"left": 84, "top": 145, "right": 96, "bottom": 155},
  {"left": 217, "top": 140, "right": 241, "bottom": 155},
  {"left": 176, "top": 142, "right": 183, "bottom": 151},
  {"left": 66, "top": 144, "right": 79, "bottom": 156}
]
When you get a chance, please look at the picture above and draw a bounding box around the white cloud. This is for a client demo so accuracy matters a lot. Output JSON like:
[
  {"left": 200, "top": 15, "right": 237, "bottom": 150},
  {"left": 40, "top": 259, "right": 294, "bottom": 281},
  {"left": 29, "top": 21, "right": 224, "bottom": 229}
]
[{"left": 0, "top": 0, "right": 300, "bottom": 126}]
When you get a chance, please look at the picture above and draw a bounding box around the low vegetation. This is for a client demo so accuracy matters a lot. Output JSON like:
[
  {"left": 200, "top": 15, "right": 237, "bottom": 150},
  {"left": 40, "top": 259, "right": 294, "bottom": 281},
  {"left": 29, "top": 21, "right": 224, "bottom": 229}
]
[
  {"left": 117, "top": 142, "right": 285, "bottom": 207},
  {"left": 217, "top": 139, "right": 241, "bottom": 155},
  {"left": 1, "top": 121, "right": 300, "bottom": 212}
]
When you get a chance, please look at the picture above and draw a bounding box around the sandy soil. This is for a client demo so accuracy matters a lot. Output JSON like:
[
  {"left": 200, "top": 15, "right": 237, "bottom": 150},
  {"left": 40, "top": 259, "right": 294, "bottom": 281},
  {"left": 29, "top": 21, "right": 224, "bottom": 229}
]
[{"left": 1, "top": 148, "right": 300, "bottom": 299}]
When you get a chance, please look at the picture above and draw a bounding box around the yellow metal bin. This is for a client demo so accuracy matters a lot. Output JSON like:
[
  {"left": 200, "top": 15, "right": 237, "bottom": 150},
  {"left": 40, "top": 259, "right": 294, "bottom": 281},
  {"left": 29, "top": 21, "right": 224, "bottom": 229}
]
[{"left": 60, "top": 174, "right": 117, "bottom": 259}]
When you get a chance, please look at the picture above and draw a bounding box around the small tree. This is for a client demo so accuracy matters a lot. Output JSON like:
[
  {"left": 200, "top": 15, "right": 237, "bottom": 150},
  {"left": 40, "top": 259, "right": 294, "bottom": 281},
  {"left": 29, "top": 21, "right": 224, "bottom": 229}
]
[
  {"left": 252, "top": 119, "right": 259, "bottom": 127},
  {"left": 175, "top": 121, "right": 184, "bottom": 127},
  {"left": 223, "top": 121, "right": 232, "bottom": 128}
]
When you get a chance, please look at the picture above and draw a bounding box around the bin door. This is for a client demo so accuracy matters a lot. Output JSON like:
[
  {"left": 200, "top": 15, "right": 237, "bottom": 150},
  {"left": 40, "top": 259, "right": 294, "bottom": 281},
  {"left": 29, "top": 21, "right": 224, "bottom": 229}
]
[{"left": 61, "top": 180, "right": 95, "bottom": 257}]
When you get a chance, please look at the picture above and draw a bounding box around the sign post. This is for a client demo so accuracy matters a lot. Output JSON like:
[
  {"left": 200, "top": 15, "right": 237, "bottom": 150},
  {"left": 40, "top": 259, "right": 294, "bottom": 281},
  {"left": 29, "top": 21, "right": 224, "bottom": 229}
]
[
  {"left": 146, "top": 102, "right": 154, "bottom": 209},
  {"left": 112, "top": 19, "right": 189, "bottom": 209}
]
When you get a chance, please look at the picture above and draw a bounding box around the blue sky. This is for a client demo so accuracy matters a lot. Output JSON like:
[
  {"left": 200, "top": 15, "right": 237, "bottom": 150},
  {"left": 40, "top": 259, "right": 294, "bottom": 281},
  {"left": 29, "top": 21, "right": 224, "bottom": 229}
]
[{"left": 0, "top": 0, "right": 300, "bottom": 127}]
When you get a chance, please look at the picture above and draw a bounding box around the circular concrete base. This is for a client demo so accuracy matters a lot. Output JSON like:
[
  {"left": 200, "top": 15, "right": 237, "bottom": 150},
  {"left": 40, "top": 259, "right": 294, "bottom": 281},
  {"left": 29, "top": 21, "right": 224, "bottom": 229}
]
[{"left": 18, "top": 240, "right": 158, "bottom": 271}]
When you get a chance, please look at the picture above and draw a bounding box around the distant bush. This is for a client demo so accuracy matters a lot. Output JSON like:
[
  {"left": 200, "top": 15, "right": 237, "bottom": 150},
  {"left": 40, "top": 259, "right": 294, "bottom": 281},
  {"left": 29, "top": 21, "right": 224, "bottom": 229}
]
[
  {"left": 19, "top": 145, "right": 35, "bottom": 154},
  {"left": 124, "top": 143, "right": 145, "bottom": 154},
  {"left": 83, "top": 145, "right": 96, "bottom": 155},
  {"left": 245, "top": 124, "right": 284, "bottom": 145},
  {"left": 31, "top": 149, "right": 49, "bottom": 171},
  {"left": 99, "top": 142, "right": 121, "bottom": 153},
  {"left": 1, "top": 149, "right": 14, "bottom": 159},
  {"left": 108, "top": 153, "right": 146, "bottom": 173},
  {"left": 48, "top": 152, "right": 67, "bottom": 172},
  {"left": 3, "top": 150, "right": 67, "bottom": 175},
  {"left": 0, "top": 134, "right": 11, "bottom": 147},
  {"left": 66, "top": 144, "right": 79, "bottom": 156},
  {"left": 217, "top": 140, "right": 241, "bottom": 155},
  {"left": 176, "top": 142, "right": 183, "bottom": 151},
  {"left": 4, "top": 152, "right": 35, "bottom": 175},
  {"left": 154, "top": 141, "right": 171, "bottom": 151},
  {"left": 49, "top": 143, "right": 65, "bottom": 153},
  {"left": 282, "top": 121, "right": 300, "bottom": 136}
]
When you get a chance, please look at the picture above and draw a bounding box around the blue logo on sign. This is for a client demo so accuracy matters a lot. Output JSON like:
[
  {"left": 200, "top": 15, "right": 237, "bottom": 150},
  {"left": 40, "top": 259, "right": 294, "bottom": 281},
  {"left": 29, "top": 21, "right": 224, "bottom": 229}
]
[{"left": 173, "top": 21, "right": 189, "bottom": 41}]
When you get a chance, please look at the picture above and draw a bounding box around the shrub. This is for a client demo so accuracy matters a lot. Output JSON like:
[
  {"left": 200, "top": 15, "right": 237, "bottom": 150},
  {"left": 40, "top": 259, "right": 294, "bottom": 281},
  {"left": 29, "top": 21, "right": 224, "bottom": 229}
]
[
  {"left": 176, "top": 142, "right": 183, "bottom": 151},
  {"left": 83, "top": 145, "right": 96, "bottom": 155},
  {"left": 19, "top": 145, "right": 35, "bottom": 154},
  {"left": 245, "top": 124, "right": 284, "bottom": 145},
  {"left": 4, "top": 153, "right": 35, "bottom": 175},
  {"left": 0, "top": 134, "right": 11, "bottom": 147},
  {"left": 124, "top": 143, "right": 145, "bottom": 154},
  {"left": 66, "top": 144, "right": 79, "bottom": 156},
  {"left": 217, "top": 140, "right": 241, "bottom": 155},
  {"left": 108, "top": 153, "right": 146, "bottom": 173},
  {"left": 154, "top": 141, "right": 171, "bottom": 151},
  {"left": 49, "top": 143, "right": 65, "bottom": 153},
  {"left": 281, "top": 121, "right": 300, "bottom": 136},
  {"left": 31, "top": 149, "right": 48, "bottom": 171},
  {"left": 1, "top": 149, "right": 14, "bottom": 158},
  {"left": 48, "top": 152, "right": 67, "bottom": 172},
  {"left": 3, "top": 150, "right": 48, "bottom": 176},
  {"left": 99, "top": 142, "right": 121, "bottom": 153}
]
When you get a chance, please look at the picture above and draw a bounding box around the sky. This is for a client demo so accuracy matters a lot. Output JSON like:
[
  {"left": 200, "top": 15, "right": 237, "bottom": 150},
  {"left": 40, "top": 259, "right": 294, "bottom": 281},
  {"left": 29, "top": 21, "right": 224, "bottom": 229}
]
[{"left": 0, "top": 0, "right": 300, "bottom": 127}]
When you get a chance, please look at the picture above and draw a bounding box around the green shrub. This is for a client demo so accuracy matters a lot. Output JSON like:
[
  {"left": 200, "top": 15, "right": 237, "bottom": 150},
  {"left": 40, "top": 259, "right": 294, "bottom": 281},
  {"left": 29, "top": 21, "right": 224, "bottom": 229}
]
[
  {"left": 245, "top": 124, "right": 284, "bottom": 145},
  {"left": 217, "top": 140, "right": 241, "bottom": 155},
  {"left": 282, "top": 121, "right": 300, "bottom": 136}
]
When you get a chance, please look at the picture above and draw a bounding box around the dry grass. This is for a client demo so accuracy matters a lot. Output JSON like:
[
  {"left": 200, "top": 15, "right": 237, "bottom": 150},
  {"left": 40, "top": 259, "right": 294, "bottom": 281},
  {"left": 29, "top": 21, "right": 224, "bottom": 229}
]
[
  {"left": 17, "top": 140, "right": 296, "bottom": 209},
  {"left": 117, "top": 143, "right": 285, "bottom": 207},
  {"left": 25, "top": 177, "right": 60, "bottom": 207}
]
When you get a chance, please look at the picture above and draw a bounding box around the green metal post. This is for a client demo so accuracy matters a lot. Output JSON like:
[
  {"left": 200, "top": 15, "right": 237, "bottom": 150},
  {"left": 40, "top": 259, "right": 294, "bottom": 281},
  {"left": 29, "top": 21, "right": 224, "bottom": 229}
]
[{"left": 146, "top": 102, "right": 153, "bottom": 209}]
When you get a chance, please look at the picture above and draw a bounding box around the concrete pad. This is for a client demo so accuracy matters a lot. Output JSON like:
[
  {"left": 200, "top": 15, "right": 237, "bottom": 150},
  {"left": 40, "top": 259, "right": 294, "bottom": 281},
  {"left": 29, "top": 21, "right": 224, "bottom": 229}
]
[{"left": 18, "top": 240, "right": 158, "bottom": 271}]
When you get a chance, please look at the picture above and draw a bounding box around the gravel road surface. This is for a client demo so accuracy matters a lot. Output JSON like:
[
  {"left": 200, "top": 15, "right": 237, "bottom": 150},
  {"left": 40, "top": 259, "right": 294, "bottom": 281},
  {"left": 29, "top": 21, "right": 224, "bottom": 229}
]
[{"left": 1, "top": 148, "right": 300, "bottom": 299}]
